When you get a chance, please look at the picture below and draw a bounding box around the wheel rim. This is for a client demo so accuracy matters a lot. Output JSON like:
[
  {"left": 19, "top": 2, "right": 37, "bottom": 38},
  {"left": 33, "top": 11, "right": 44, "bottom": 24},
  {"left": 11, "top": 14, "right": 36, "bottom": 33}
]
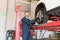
[{"left": 36, "top": 10, "right": 44, "bottom": 24}]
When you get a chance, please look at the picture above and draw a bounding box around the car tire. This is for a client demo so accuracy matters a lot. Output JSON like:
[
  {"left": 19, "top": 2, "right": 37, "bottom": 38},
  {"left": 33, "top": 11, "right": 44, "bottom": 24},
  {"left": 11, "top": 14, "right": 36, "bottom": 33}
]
[{"left": 35, "top": 8, "right": 48, "bottom": 24}]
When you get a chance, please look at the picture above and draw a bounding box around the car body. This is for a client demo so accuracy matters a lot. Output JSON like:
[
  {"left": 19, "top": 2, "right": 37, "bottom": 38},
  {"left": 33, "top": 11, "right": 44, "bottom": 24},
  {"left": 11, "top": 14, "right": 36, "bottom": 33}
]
[
  {"left": 35, "top": 0, "right": 60, "bottom": 24},
  {"left": 37, "top": 0, "right": 60, "bottom": 11}
]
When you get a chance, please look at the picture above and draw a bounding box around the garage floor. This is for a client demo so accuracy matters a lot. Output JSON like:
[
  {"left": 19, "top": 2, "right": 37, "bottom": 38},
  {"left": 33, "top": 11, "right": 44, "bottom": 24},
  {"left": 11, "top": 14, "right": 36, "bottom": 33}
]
[{"left": 34, "top": 38, "right": 49, "bottom": 40}]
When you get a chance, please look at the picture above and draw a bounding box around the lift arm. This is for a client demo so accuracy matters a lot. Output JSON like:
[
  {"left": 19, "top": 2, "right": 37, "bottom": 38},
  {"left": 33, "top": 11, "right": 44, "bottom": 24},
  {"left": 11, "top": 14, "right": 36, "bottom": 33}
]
[{"left": 32, "top": 20, "right": 60, "bottom": 32}]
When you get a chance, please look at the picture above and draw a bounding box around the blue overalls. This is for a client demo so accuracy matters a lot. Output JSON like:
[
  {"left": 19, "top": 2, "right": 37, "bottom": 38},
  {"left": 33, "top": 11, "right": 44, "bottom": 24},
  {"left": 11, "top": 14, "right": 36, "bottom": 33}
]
[{"left": 21, "top": 17, "right": 36, "bottom": 40}]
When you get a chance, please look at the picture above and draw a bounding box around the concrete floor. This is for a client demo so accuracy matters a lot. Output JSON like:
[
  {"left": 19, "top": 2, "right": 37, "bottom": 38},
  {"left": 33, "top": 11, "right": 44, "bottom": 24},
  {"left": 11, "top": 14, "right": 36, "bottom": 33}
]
[{"left": 34, "top": 38, "right": 50, "bottom": 40}]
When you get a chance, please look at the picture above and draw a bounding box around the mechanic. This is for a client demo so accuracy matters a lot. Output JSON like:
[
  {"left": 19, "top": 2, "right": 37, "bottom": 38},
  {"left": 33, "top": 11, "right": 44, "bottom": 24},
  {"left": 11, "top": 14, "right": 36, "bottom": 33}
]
[{"left": 21, "top": 11, "right": 38, "bottom": 40}]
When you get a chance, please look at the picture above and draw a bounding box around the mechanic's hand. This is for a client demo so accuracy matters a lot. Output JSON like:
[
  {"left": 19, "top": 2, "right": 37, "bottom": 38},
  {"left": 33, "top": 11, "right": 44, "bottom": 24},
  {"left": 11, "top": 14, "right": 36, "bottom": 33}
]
[{"left": 32, "top": 18, "right": 35, "bottom": 20}]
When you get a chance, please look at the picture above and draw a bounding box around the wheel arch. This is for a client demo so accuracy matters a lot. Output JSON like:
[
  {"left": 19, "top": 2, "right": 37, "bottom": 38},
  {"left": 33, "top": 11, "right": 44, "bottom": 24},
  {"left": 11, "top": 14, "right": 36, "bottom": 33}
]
[{"left": 35, "top": 2, "right": 46, "bottom": 15}]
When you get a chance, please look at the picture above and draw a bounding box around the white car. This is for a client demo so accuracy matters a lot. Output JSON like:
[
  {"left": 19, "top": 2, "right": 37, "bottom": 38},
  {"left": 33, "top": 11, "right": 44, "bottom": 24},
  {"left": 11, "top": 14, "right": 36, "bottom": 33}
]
[{"left": 35, "top": 0, "right": 60, "bottom": 24}]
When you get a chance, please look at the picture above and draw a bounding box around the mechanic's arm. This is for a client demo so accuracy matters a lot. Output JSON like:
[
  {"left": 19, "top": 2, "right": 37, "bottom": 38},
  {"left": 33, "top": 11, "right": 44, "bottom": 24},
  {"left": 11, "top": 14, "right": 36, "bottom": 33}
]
[{"left": 22, "top": 18, "right": 36, "bottom": 25}]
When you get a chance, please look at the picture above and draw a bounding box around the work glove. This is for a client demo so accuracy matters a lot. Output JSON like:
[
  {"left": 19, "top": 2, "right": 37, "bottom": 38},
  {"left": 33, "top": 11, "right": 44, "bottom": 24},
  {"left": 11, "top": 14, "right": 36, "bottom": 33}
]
[
  {"left": 32, "top": 17, "right": 39, "bottom": 20},
  {"left": 32, "top": 18, "right": 35, "bottom": 20},
  {"left": 32, "top": 17, "right": 40, "bottom": 23}
]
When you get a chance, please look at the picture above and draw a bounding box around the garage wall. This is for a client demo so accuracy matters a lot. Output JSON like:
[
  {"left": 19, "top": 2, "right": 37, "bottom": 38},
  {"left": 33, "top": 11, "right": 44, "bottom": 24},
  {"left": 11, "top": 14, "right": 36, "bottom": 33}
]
[
  {"left": 31, "top": 2, "right": 37, "bottom": 18},
  {"left": 0, "top": 0, "right": 16, "bottom": 31},
  {"left": 6, "top": 0, "right": 16, "bottom": 31},
  {"left": 0, "top": 0, "right": 7, "bottom": 40},
  {"left": 0, "top": 0, "right": 7, "bottom": 32}
]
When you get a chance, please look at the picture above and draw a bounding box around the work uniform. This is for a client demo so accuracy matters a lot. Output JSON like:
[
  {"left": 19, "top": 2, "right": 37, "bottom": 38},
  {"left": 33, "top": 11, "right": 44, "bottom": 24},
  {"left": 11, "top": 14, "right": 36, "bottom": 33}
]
[{"left": 21, "top": 17, "right": 36, "bottom": 40}]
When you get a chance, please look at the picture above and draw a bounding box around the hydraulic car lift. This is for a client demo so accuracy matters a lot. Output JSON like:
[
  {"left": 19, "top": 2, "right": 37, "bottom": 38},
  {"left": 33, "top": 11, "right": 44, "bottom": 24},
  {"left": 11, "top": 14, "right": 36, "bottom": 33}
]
[{"left": 15, "top": 5, "right": 60, "bottom": 40}]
